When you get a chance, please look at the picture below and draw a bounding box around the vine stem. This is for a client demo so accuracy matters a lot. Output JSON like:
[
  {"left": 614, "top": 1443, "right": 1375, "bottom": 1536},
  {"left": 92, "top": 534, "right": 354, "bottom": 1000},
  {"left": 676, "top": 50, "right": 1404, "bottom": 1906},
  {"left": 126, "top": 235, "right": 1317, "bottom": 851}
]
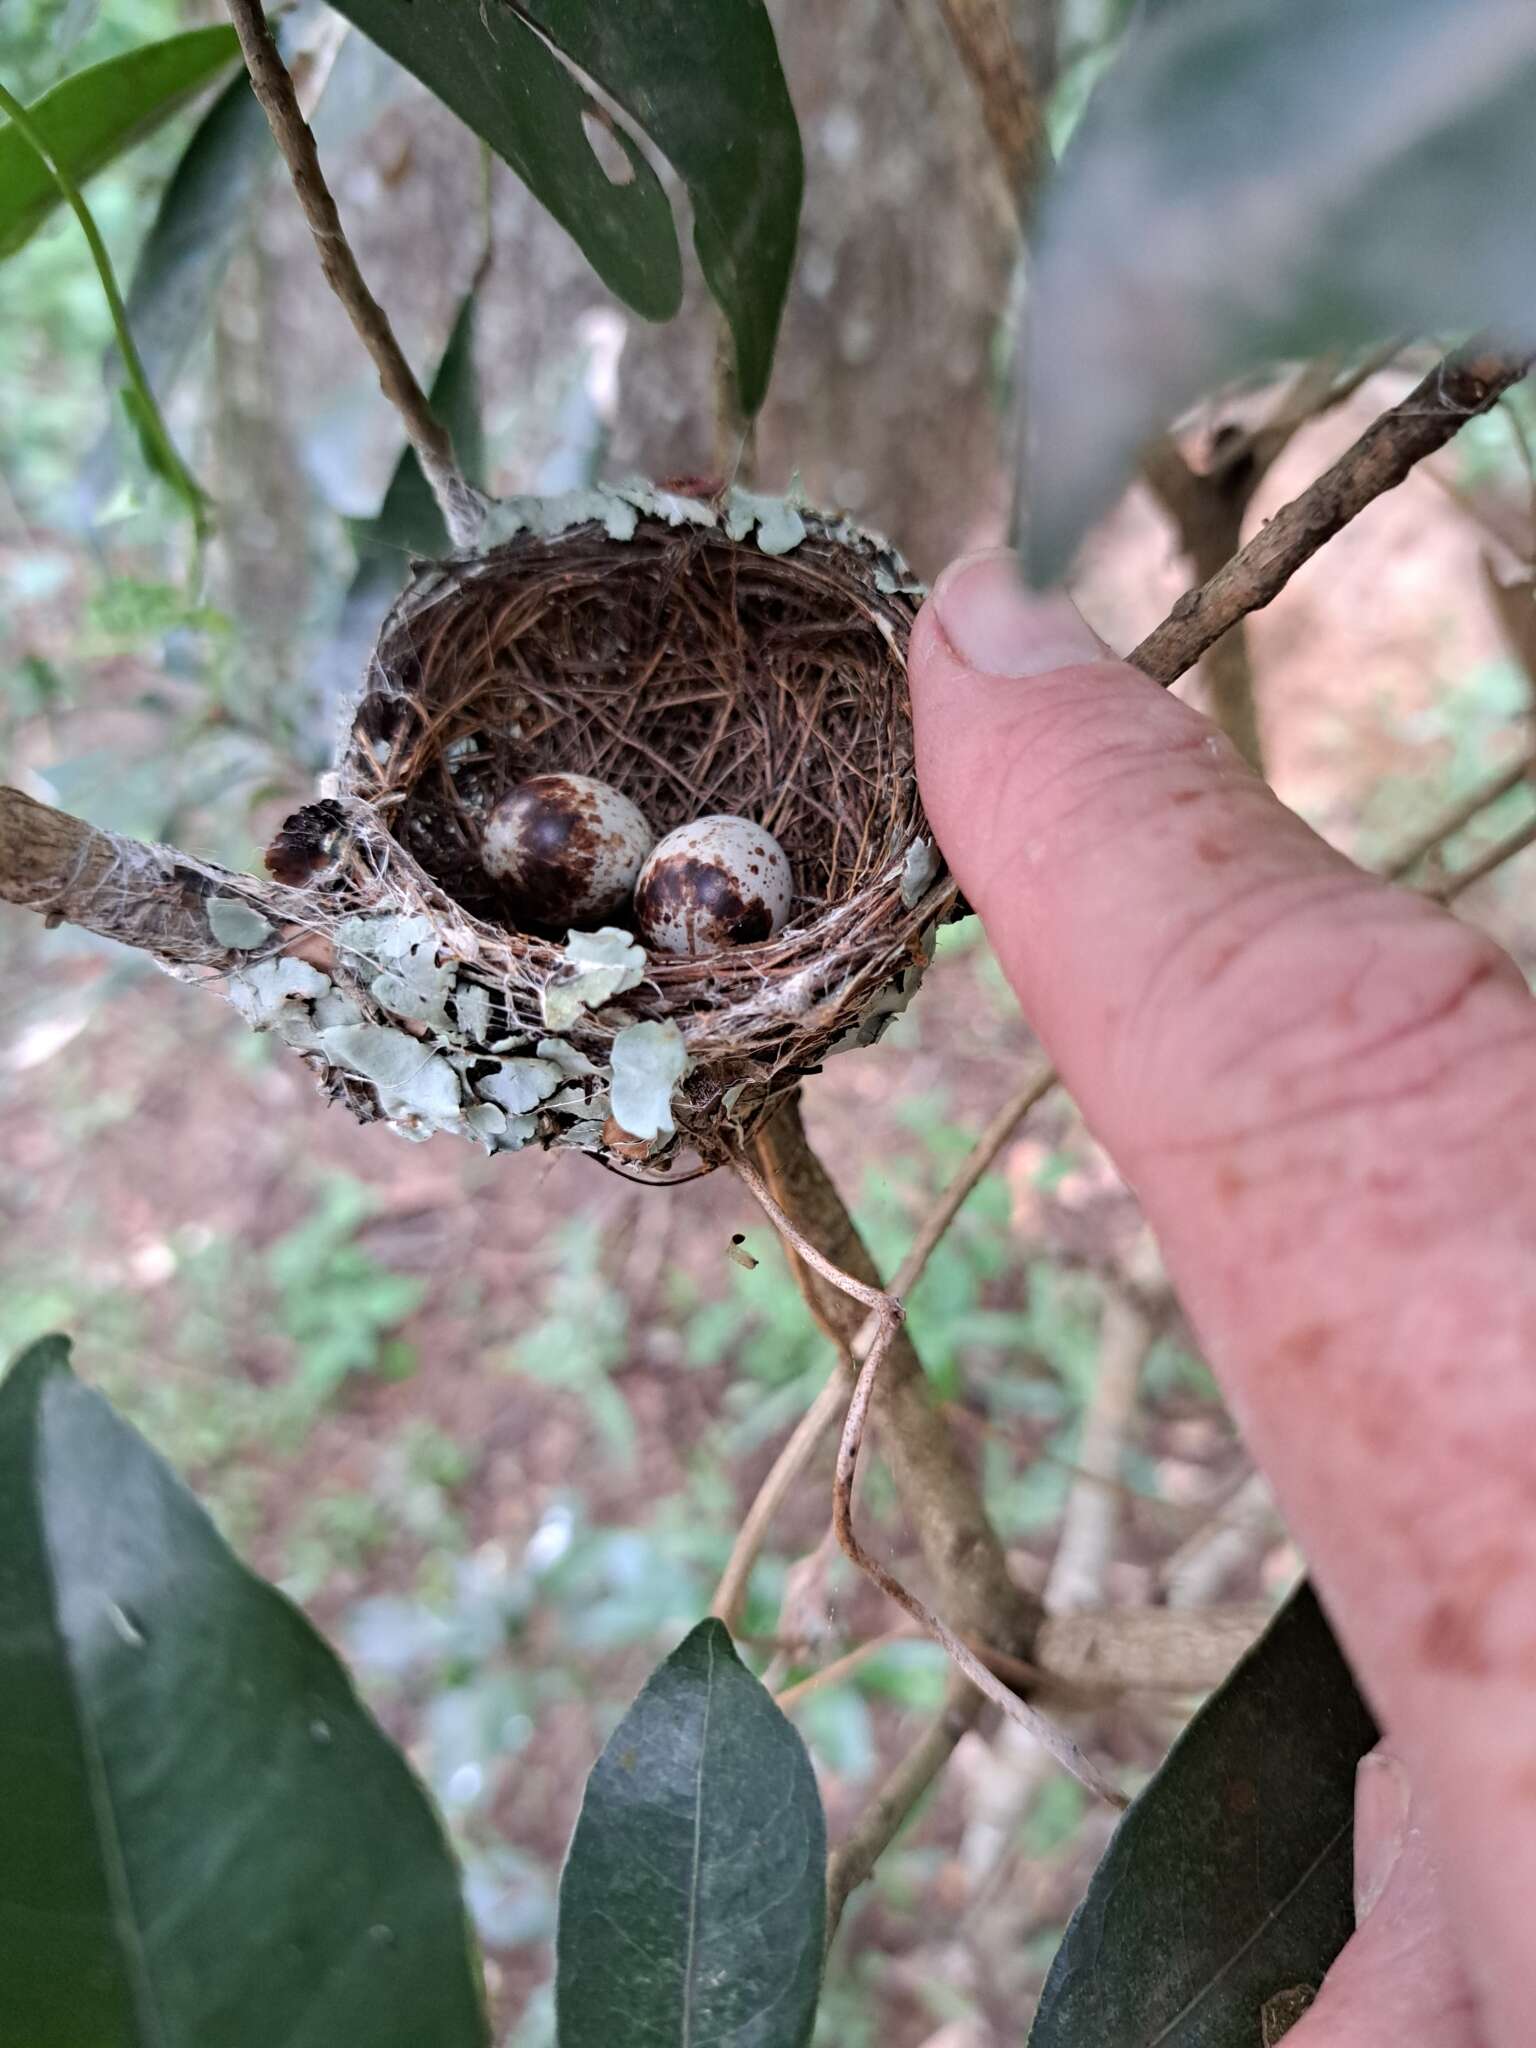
[
  {"left": 733, "top": 1149, "right": 1125, "bottom": 1810},
  {"left": 0, "top": 73, "right": 209, "bottom": 539},
  {"left": 221, "top": 0, "right": 480, "bottom": 551}
]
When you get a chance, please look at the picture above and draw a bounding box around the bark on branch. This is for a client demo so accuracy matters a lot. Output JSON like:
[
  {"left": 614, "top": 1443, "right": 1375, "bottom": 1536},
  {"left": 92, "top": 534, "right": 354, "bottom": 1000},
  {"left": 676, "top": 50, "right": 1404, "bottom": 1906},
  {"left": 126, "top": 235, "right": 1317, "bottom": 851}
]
[
  {"left": 1133, "top": 349, "right": 1534, "bottom": 688},
  {"left": 222, "top": 0, "right": 479, "bottom": 550}
]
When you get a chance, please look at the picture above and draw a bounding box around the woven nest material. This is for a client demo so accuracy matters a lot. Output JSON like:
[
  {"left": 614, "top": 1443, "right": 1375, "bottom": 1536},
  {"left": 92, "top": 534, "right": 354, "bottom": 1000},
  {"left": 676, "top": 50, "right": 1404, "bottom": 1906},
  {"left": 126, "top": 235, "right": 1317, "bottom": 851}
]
[{"left": 250, "top": 484, "right": 953, "bottom": 1177}]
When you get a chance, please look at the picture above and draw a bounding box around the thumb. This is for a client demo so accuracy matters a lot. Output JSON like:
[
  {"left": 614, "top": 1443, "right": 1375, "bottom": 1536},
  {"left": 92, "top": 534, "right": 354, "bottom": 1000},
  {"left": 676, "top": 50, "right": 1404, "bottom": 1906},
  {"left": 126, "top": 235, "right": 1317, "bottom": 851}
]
[{"left": 1284, "top": 1748, "right": 1478, "bottom": 2045}]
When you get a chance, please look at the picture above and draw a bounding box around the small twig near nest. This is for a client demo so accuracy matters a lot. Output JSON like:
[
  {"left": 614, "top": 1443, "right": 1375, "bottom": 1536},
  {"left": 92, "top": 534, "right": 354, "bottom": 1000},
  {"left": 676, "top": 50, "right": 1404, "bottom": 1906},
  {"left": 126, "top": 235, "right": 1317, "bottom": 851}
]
[
  {"left": 711, "top": 1061, "right": 1056, "bottom": 1633},
  {"left": 1382, "top": 747, "right": 1536, "bottom": 881},
  {"left": 1132, "top": 346, "right": 1536, "bottom": 690},
  {"left": 221, "top": 0, "right": 479, "bottom": 550},
  {"left": 733, "top": 1149, "right": 1122, "bottom": 1806}
]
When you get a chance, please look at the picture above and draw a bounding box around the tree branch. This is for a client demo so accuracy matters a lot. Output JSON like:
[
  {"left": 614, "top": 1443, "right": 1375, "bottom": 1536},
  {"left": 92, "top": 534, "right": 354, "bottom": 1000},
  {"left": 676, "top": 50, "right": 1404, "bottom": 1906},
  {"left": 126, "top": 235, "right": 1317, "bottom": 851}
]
[
  {"left": 221, "top": 0, "right": 479, "bottom": 550},
  {"left": 932, "top": 0, "right": 1051, "bottom": 218},
  {"left": 826, "top": 1673, "right": 984, "bottom": 1941},
  {"left": 1132, "top": 348, "right": 1534, "bottom": 689},
  {"left": 743, "top": 1095, "right": 1043, "bottom": 1658},
  {"left": 0, "top": 785, "right": 305, "bottom": 965}
]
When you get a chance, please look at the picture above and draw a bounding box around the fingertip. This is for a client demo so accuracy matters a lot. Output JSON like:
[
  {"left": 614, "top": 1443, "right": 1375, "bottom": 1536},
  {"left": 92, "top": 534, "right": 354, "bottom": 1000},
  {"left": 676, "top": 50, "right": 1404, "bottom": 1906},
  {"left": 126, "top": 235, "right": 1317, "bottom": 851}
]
[{"left": 923, "top": 550, "right": 1111, "bottom": 681}]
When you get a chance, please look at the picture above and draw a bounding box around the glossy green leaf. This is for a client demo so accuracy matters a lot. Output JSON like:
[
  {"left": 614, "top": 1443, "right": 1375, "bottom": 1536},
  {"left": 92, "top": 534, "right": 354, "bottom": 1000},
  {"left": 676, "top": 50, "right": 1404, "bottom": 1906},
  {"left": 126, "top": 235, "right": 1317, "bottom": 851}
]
[
  {"left": 325, "top": 0, "right": 681, "bottom": 323},
  {"left": 117, "top": 67, "right": 273, "bottom": 401},
  {"left": 0, "top": 27, "right": 240, "bottom": 261},
  {"left": 324, "top": 0, "right": 801, "bottom": 412},
  {"left": 1029, "top": 1585, "right": 1377, "bottom": 2048},
  {"left": 0, "top": 1337, "right": 489, "bottom": 2048},
  {"left": 516, "top": 0, "right": 803, "bottom": 412},
  {"left": 556, "top": 1619, "right": 825, "bottom": 2048},
  {"left": 1021, "top": 0, "right": 1536, "bottom": 581}
]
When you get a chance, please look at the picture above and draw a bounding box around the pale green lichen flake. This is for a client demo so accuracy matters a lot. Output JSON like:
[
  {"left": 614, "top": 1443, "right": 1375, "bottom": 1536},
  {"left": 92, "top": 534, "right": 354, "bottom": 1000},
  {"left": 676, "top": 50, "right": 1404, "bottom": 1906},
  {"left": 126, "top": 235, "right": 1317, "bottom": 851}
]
[
  {"left": 207, "top": 896, "right": 274, "bottom": 950},
  {"left": 609, "top": 1020, "right": 689, "bottom": 1141},
  {"left": 228, "top": 957, "right": 331, "bottom": 1029},
  {"left": 542, "top": 928, "right": 647, "bottom": 1031}
]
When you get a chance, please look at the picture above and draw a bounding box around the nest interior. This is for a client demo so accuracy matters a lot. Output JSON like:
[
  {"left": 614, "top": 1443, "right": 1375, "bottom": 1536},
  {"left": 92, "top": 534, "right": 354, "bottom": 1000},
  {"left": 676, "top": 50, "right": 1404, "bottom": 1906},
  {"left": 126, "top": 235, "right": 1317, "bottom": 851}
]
[
  {"left": 322, "top": 497, "right": 948, "bottom": 1167},
  {"left": 350, "top": 520, "right": 917, "bottom": 928}
]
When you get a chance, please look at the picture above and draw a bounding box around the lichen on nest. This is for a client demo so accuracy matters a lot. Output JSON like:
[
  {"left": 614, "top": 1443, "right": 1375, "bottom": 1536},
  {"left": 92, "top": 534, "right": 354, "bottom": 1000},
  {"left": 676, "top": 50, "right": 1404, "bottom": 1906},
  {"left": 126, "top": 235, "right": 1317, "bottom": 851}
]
[{"left": 232, "top": 482, "right": 953, "bottom": 1177}]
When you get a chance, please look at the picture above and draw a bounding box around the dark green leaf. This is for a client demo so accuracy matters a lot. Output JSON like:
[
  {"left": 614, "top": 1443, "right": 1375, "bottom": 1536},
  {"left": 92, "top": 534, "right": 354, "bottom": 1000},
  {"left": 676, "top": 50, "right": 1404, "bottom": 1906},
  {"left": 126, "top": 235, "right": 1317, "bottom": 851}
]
[
  {"left": 1029, "top": 1585, "right": 1377, "bottom": 2048},
  {"left": 516, "top": 0, "right": 803, "bottom": 413},
  {"left": 324, "top": 0, "right": 682, "bottom": 323},
  {"left": 0, "top": 27, "right": 240, "bottom": 261},
  {"left": 0, "top": 1337, "right": 489, "bottom": 2048},
  {"left": 324, "top": 0, "right": 801, "bottom": 412},
  {"left": 556, "top": 1618, "right": 825, "bottom": 2048},
  {"left": 1022, "top": 0, "right": 1536, "bottom": 581},
  {"left": 117, "top": 67, "right": 273, "bottom": 400}
]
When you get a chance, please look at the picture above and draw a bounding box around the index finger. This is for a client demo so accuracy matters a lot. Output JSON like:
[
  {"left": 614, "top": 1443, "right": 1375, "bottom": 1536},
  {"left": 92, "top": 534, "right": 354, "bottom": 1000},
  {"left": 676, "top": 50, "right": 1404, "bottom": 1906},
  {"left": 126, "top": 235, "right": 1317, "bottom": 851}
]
[{"left": 910, "top": 550, "right": 1536, "bottom": 2048}]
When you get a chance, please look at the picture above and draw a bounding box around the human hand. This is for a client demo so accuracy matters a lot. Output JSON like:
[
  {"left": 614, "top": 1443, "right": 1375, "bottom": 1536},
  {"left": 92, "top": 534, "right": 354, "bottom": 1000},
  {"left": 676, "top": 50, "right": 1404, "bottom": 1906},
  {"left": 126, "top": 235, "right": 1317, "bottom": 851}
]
[{"left": 909, "top": 552, "right": 1536, "bottom": 2048}]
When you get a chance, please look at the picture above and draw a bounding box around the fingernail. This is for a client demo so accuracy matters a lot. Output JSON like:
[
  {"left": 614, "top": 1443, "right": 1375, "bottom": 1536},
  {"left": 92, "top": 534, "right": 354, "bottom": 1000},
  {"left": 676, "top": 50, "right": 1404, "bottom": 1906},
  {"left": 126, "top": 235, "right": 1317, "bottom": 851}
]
[
  {"left": 1354, "top": 1749, "right": 1412, "bottom": 1923},
  {"left": 931, "top": 549, "right": 1109, "bottom": 679}
]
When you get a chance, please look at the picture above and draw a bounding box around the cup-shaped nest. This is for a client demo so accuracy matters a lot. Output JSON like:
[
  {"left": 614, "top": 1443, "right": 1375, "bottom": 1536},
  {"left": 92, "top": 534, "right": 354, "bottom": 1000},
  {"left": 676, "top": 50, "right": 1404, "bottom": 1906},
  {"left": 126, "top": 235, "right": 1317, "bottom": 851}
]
[{"left": 267, "top": 485, "right": 952, "bottom": 1176}]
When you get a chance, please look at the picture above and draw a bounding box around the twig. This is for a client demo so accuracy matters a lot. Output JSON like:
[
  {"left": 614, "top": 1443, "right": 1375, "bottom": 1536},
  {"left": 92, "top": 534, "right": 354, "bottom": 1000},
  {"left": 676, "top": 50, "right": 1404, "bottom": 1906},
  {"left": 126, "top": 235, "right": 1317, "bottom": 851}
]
[
  {"left": 826, "top": 1674, "right": 986, "bottom": 1941},
  {"left": 0, "top": 74, "right": 209, "bottom": 539},
  {"left": 1043, "top": 1290, "right": 1152, "bottom": 1615},
  {"left": 890, "top": 1061, "right": 1057, "bottom": 1298},
  {"left": 221, "top": 0, "right": 479, "bottom": 551},
  {"left": 1159, "top": 1472, "right": 1279, "bottom": 1610},
  {"left": 1433, "top": 810, "right": 1536, "bottom": 901},
  {"left": 1382, "top": 748, "right": 1536, "bottom": 880},
  {"left": 774, "top": 1628, "right": 913, "bottom": 1711},
  {"left": 711, "top": 1374, "right": 847, "bottom": 1632},
  {"left": 932, "top": 0, "right": 1050, "bottom": 220},
  {"left": 743, "top": 1099, "right": 1045, "bottom": 1658},
  {"left": 1132, "top": 348, "right": 1535, "bottom": 689},
  {"left": 829, "top": 1316, "right": 1125, "bottom": 1807}
]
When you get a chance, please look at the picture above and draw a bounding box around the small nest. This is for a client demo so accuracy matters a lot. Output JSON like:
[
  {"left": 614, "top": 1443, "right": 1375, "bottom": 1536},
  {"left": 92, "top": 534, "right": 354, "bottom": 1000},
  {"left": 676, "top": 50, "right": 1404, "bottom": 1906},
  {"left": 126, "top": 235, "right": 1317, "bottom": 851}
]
[{"left": 265, "top": 487, "right": 952, "bottom": 1175}]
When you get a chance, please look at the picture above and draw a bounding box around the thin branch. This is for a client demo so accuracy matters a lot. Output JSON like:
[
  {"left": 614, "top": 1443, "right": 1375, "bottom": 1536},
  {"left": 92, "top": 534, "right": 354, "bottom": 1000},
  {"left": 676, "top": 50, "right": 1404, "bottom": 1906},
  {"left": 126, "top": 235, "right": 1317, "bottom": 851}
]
[
  {"left": 1159, "top": 1472, "right": 1279, "bottom": 1610},
  {"left": 221, "top": 0, "right": 479, "bottom": 550},
  {"left": 774, "top": 1629, "right": 912, "bottom": 1711},
  {"left": 0, "top": 74, "right": 209, "bottom": 539},
  {"left": 831, "top": 1318, "right": 1125, "bottom": 1807},
  {"left": 710, "top": 1374, "right": 847, "bottom": 1632},
  {"left": 826, "top": 1674, "right": 985, "bottom": 1941},
  {"left": 932, "top": 0, "right": 1051, "bottom": 220},
  {"left": 1043, "top": 1290, "right": 1152, "bottom": 1615},
  {"left": 1132, "top": 348, "right": 1535, "bottom": 689},
  {"left": 1382, "top": 748, "right": 1536, "bottom": 880},
  {"left": 889, "top": 1061, "right": 1057, "bottom": 1298},
  {"left": 744, "top": 1099, "right": 1045, "bottom": 1659},
  {"left": 1433, "top": 810, "right": 1536, "bottom": 902}
]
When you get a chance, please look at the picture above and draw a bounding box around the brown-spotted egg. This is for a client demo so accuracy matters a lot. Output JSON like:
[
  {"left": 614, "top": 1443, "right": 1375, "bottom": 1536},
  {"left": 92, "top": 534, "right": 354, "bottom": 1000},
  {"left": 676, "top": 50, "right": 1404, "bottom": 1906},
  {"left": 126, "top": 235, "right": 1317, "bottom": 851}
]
[
  {"left": 634, "top": 814, "right": 794, "bottom": 957},
  {"left": 481, "top": 773, "right": 655, "bottom": 928}
]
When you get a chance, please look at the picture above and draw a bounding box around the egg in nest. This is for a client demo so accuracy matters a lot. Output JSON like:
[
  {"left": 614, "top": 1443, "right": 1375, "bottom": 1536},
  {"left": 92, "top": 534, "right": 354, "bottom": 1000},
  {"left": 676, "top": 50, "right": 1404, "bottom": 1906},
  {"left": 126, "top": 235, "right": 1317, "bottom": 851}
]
[
  {"left": 635, "top": 815, "right": 794, "bottom": 957},
  {"left": 481, "top": 773, "right": 655, "bottom": 928}
]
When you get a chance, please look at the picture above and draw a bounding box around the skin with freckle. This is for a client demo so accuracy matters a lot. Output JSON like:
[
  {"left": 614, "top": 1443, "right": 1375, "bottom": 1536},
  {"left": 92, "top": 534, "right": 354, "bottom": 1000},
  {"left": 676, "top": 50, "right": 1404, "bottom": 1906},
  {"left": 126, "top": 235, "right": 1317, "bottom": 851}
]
[{"left": 910, "top": 551, "right": 1536, "bottom": 2048}]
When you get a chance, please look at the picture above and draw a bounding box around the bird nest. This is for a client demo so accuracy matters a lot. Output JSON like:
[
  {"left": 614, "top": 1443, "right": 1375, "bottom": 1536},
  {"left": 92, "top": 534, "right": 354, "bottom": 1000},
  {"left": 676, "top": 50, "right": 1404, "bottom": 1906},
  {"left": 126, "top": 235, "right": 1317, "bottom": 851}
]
[{"left": 249, "top": 484, "right": 952, "bottom": 1177}]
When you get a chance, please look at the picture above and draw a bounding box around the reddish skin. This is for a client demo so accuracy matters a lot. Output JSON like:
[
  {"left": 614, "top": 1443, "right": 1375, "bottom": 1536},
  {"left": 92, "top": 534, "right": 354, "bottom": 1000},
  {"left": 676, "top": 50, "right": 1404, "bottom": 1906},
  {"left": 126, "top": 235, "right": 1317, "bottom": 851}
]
[{"left": 911, "top": 553, "right": 1536, "bottom": 2048}]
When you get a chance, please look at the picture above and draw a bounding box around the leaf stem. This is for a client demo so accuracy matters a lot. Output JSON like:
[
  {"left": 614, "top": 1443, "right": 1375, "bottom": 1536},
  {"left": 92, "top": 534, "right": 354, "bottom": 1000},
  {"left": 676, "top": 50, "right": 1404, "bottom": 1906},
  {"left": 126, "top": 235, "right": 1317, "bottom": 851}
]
[{"left": 0, "top": 71, "right": 211, "bottom": 539}]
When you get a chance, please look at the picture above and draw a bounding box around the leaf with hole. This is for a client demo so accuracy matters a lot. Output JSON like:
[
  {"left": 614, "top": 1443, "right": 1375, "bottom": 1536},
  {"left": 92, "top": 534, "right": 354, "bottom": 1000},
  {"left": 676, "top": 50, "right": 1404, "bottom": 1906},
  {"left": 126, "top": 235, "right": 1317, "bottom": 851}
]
[
  {"left": 1029, "top": 1584, "right": 1377, "bottom": 2047},
  {"left": 0, "top": 1335, "right": 489, "bottom": 2048},
  {"left": 324, "top": 0, "right": 800, "bottom": 411},
  {"left": 1021, "top": 0, "right": 1536, "bottom": 581},
  {"left": 556, "top": 1618, "right": 825, "bottom": 2048},
  {"left": 0, "top": 27, "right": 240, "bottom": 261}
]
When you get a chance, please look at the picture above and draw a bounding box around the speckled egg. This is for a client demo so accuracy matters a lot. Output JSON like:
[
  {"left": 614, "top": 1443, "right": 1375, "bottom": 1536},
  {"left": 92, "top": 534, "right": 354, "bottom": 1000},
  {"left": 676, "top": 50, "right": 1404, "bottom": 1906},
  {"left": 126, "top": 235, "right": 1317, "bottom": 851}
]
[
  {"left": 634, "top": 814, "right": 794, "bottom": 957},
  {"left": 481, "top": 773, "right": 655, "bottom": 928}
]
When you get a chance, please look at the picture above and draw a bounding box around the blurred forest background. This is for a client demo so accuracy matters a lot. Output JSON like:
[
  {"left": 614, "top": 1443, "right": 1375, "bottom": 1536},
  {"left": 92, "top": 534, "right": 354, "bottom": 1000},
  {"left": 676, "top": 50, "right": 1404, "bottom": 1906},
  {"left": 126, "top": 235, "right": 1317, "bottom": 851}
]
[{"left": 4, "top": 1, "right": 1536, "bottom": 2041}]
